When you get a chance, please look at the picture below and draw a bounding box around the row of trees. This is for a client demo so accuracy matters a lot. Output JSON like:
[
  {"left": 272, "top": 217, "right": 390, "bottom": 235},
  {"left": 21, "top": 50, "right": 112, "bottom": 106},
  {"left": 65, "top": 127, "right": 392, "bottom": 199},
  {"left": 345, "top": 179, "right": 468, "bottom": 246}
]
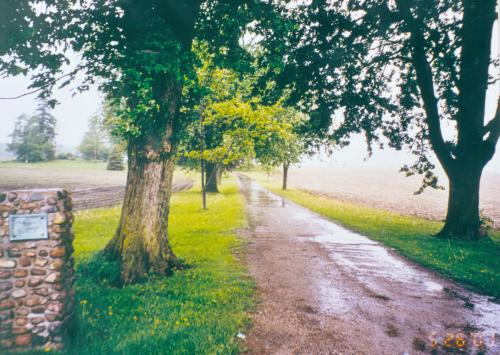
[
  {"left": 258, "top": 0, "right": 499, "bottom": 239},
  {"left": 1, "top": 0, "right": 498, "bottom": 284},
  {"left": 179, "top": 42, "right": 306, "bottom": 194}
]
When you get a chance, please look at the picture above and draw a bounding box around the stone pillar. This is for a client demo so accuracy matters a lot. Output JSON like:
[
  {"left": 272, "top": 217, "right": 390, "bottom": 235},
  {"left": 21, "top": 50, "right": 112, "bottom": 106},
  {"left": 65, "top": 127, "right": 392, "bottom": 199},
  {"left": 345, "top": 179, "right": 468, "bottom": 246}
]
[{"left": 0, "top": 189, "right": 75, "bottom": 352}]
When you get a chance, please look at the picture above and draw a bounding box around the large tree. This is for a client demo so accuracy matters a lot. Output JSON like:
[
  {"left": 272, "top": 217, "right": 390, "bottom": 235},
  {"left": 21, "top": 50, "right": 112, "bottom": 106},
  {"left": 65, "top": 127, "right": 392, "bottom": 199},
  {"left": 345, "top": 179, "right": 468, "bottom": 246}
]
[
  {"left": 1, "top": 0, "right": 268, "bottom": 283},
  {"left": 259, "top": 0, "right": 499, "bottom": 239}
]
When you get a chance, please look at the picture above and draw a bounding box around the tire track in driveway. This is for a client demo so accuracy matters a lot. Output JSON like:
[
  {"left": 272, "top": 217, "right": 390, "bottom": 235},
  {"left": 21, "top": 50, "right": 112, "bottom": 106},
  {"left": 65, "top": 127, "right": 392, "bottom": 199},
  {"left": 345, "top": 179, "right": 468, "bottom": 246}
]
[{"left": 237, "top": 175, "right": 500, "bottom": 355}]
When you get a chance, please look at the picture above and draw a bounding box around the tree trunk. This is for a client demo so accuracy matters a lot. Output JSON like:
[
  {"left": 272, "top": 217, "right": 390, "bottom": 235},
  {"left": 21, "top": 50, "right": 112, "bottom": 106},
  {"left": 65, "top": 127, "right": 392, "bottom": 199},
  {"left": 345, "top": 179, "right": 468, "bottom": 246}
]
[
  {"left": 104, "top": 143, "right": 177, "bottom": 283},
  {"left": 438, "top": 165, "right": 485, "bottom": 240},
  {"left": 282, "top": 161, "right": 289, "bottom": 190},
  {"left": 104, "top": 78, "right": 181, "bottom": 285},
  {"left": 204, "top": 162, "right": 219, "bottom": 193}
]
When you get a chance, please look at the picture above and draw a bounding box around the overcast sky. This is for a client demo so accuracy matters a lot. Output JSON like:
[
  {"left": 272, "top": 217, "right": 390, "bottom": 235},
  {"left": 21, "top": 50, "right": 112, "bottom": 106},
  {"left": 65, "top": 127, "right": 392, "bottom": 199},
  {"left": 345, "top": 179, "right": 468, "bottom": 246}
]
[{"left": 0, "top": 16, "right": 499, "bottom": 174}]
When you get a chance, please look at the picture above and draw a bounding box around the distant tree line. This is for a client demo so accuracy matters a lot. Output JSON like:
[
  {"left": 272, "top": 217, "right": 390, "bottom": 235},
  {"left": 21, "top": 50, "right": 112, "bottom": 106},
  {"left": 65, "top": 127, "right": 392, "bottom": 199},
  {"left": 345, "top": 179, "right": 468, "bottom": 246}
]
[
  {"left": 8, "top": 102, "right": 124, "bottom": 171},
  {"left": 8, "top": 101, "right": 56, "bottom": 163},
  {"left": 78, "top": 111, "right": 125, "bottom": 171}
]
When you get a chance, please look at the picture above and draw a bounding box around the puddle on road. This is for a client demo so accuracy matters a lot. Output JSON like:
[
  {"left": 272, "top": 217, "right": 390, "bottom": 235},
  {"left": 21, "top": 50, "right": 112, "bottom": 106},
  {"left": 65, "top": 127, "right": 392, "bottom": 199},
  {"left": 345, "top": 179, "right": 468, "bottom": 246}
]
[
  {"left": 423, "top": 280, "right": 444, "bottom": 293},
  {"left": 238, "top": 175, "right": 500, "bottom": 353},
  {"left": 240, "top": 177, "right": 286, "bottom": 208}
]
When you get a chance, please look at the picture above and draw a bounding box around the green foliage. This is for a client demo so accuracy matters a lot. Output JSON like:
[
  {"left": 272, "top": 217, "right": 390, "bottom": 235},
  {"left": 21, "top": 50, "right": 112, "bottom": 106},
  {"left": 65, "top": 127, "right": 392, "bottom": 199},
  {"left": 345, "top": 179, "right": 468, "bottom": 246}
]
[
  {"left": 180, "top": 42, "right": 307, "bottom": 175},
  {"left": 250, "top": 173, "right": 500, "bottom": 299},
  {"left": 255, "top": 108, "right": 307, "bottom": 170},
  {"left": 0, "top": 1, "right": 267, "bottom": 146},
  {"left": 78, "top": 116, "right": 110, "bottom": 161},
  {"left": 71, "top": 180, "right": 254, "bottom": 353},
  {"left": 183, "top": 97, "right": 298, "bottom": 171},
  {"left": 258, "top": 0, "right": 499, "bottom": 191},
  {"left": 7, "top": 101, "right": 57, "bottom": 163}
]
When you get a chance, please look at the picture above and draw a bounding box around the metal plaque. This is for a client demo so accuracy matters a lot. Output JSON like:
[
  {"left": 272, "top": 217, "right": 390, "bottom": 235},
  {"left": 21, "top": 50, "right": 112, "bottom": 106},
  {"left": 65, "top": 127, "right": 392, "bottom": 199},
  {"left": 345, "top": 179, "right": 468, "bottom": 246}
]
[{"left": 9, "top": 214, "right": 48, "bottom": 241}]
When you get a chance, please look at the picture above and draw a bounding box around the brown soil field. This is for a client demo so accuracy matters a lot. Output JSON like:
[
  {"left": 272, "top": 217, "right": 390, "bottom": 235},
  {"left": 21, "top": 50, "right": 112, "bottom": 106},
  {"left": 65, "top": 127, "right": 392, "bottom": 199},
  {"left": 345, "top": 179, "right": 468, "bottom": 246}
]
[{"left": 0, "top": 160, "right": 192, "bottom": 191}]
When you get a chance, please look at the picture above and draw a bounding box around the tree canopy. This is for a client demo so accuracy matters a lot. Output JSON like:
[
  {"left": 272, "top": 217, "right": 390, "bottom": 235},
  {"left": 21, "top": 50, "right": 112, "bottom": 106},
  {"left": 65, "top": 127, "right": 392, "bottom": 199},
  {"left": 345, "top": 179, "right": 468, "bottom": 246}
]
[{"left": 257, "top": 0, "right": 499, "bottom": 238}]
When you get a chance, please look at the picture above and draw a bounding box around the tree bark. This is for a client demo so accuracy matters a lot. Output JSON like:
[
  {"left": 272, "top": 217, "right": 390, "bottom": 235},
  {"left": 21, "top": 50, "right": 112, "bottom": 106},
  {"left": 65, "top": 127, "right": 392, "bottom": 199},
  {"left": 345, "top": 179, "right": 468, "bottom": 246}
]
[
  {"left": 104, "top": 142, "right": 177, "bottom": 283},
  {"left": 104, "top": 78, "right": 182, "bottom": 284},
  {"left": 439, "top": 164, "right": 484, "bottom": 239},
  {"left": 204, "top": 162, "right": 219, "bottom": 193},
  {"left": 282, "top": 161, "right": 289, "bottom": 190}
]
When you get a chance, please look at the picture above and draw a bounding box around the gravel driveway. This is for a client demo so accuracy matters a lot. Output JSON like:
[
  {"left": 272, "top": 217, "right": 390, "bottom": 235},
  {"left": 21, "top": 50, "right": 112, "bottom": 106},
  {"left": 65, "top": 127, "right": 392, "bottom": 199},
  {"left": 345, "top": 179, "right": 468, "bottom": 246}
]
[{"left": 238, "top": 175, "right": 500, "bottom": 354}]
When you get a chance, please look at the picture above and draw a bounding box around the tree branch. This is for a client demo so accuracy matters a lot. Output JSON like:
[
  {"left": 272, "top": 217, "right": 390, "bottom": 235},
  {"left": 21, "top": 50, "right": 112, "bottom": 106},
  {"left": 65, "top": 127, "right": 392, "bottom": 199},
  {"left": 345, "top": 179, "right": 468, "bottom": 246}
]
[
  {"left": 456, "top": 0, "right": 496, "bottom": 142},
  {"left": 0, "top": 72, "right": 75, "bottom": 100},
  {"left": 403, "top": 12, "right": 454, "bottom": 173}
]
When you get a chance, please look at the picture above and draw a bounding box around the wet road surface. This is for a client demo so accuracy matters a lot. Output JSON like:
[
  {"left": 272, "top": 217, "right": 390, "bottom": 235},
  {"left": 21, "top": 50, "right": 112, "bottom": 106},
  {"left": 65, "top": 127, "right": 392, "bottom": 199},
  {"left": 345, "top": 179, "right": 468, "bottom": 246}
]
[{"left": 237, "top": 175, "right": 500, "bottom": 355}]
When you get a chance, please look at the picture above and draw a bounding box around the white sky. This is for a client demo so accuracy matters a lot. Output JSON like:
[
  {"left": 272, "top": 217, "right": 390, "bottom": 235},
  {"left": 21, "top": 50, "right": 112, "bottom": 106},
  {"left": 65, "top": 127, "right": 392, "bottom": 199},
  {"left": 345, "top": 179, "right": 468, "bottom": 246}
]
[
  {"left": 0, "top": 74, "right": 102, "bottom": 148},
  {"left": 0, "top": 12, "right": 499, "bottom": 174}
]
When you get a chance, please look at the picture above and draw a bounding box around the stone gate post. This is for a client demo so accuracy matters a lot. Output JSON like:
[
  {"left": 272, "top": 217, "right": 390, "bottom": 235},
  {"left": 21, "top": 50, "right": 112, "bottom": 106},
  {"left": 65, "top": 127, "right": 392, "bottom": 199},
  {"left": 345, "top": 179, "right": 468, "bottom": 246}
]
[{"left": 0, "top": 189, "right": 75, "bottom": 352}]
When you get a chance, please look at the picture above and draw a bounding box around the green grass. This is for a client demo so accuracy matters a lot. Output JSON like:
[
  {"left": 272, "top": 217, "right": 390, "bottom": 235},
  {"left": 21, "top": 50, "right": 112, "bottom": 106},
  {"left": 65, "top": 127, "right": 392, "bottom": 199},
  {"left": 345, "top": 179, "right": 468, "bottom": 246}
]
[
  {"left": 247, "top": 172, "right": 500, "bottom": 299},
  {"left": 70, "top": 178, "right": 254, "bottom": 354}
]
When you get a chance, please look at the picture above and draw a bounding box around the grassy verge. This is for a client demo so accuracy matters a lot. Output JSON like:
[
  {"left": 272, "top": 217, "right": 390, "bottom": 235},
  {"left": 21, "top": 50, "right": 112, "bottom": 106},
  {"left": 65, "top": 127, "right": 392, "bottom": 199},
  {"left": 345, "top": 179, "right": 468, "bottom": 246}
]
[
  {"left": 246, "top": 172, "right": 500, "bottom": 299},
  {"left": 71, "top": 178, "right": 254, "bottom": 354}
]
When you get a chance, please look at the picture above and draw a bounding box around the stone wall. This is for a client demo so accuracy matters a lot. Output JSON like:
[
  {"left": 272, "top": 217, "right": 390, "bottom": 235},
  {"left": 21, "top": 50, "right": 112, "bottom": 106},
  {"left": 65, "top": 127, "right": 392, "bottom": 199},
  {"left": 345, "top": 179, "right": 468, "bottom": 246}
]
[{"left": 0, "top": 189, "right": 75, "bottom": 352}]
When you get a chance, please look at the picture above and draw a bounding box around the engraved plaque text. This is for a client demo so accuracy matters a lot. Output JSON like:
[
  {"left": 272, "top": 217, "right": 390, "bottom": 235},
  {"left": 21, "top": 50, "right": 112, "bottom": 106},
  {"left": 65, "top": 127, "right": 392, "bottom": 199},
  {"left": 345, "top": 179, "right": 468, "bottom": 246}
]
[{"left": 9, "top": 214, "right": 48, "bottom": 241}]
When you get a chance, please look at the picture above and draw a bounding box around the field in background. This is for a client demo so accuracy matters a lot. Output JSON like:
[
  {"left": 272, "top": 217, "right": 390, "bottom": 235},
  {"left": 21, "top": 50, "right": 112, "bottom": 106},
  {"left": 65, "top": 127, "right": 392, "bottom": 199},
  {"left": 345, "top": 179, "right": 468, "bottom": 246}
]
[
  {"left": 0, "top": 160, "right": 194, "bottom": 191},
  {"left": 262, "top": 165, "right": 500, "bottom": 228}
]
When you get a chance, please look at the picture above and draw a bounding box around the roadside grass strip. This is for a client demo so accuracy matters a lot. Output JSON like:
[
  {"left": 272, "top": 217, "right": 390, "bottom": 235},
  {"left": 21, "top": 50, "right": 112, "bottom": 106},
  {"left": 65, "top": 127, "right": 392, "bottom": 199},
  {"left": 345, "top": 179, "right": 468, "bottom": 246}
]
[{"left": 71, "top": 178, "right": 254, "bottom": 354}]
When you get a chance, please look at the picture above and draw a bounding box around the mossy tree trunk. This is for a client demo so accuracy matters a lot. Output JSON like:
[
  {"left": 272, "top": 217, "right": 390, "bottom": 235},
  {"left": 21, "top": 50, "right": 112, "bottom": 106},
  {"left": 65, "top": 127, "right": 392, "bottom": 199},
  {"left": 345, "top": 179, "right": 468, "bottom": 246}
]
[{"left": 104, "top": 78, "right": 182, "bottom": 284}]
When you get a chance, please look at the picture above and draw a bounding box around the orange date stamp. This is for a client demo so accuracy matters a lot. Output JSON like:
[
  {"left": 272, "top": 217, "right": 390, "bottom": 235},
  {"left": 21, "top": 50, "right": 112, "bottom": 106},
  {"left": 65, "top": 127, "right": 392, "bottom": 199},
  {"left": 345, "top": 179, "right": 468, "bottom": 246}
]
[{"left": 428, "top": 331, "right": 496, "bottom": 350}]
